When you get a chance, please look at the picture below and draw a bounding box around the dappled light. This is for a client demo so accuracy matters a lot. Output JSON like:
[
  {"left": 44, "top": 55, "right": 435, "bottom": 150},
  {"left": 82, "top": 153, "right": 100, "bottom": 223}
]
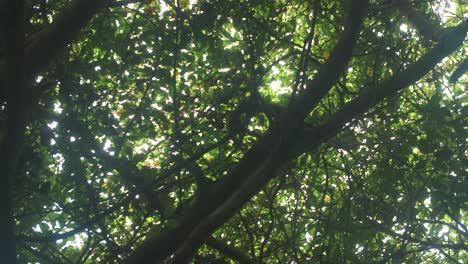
[{"left": 0, "top": 0, "right": 466, "bottom": 263}]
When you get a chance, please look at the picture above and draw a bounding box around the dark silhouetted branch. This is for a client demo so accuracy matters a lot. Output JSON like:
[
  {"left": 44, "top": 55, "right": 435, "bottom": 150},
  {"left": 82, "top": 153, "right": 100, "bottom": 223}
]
[{"left": 205, "top": 236, "right": 263, "bottom": 264}]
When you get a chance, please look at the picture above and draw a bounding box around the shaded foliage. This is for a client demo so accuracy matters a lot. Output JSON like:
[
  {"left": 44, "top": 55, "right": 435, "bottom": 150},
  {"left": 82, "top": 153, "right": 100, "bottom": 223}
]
[{"left": 1, "top": 0, "right": 467, "bottom": 263}]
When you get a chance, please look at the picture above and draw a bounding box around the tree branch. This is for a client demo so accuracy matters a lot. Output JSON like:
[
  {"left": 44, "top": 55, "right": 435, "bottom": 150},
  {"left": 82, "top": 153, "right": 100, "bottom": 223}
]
[
  {"left": 24, "top": 0, "right": 113, "bottom": 78},
  {"left": 288, "top": 0, "right": 368, "bottom": 120},
  {"left": 205, "top": 236, "right": 263, "bottom": 264},
  {"left": 296, "top": 20, "right": 468, "bottom": 155},
  {"left": 396, "top": 0, "right": 443, "bottom": 41},
  {"left": 171, "top": 152, "right": 278, "bottom": 263},
  {"left": 449, "top": 58, "right": 468, "bottom": 84}
]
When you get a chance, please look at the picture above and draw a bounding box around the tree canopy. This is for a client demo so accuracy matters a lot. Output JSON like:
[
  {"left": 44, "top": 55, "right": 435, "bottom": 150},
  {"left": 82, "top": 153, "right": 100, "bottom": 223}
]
[{"left": 1, "top": 0, "right": 467, "bottom": 263}]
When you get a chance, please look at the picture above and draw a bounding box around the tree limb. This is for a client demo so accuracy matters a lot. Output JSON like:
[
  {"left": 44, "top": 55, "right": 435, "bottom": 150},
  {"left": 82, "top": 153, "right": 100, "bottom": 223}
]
[
  {"left": 288, "top": 0, "right": 369, "bottom": 120},
  {"left": 171, "top": 152, "right": 278, "bottom": 263},
  {"left": 205, "top": 236, "right": 264, "bottom": 264},
  {"left": 396, "top": 0, "right": 443, "bottom": 41},
  {"left": 24, "top": 0, "right": 113, "bottom": 78},
  {"left": 296, "top": 19, "right": 468, "bottom": 155},
  {"left": 449, "top": 58, "right": 468, "bottom": 84}
]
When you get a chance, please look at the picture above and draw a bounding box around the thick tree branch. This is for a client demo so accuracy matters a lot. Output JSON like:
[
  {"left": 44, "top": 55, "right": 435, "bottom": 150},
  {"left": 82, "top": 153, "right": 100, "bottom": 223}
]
[
  {"left": 296, "top": 20, "right": 468, "bottom": 154},
  {"left": 449, "top": 58, "right": 468, "bottom": 84},
  {"left": 171, "top": 153, "right": 279, "bottom": 263},
  {"left": 289, "top": 0, "right": 368, "bottom": 120},
  {"left": 396, "top": 0, "right": 443, "bottom": 41},
  {"left": 125, "top": 131, "right": 281, "bottom": 263},
  {"left": 24, "top": 0, "right": 113, "bottom": 78}
]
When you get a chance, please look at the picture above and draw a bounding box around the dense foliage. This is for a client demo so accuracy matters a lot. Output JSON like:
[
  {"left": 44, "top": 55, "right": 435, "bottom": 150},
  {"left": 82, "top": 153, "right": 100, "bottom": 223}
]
[{"left": 1, "top": 0, "right": 467, "bottom": 263}]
